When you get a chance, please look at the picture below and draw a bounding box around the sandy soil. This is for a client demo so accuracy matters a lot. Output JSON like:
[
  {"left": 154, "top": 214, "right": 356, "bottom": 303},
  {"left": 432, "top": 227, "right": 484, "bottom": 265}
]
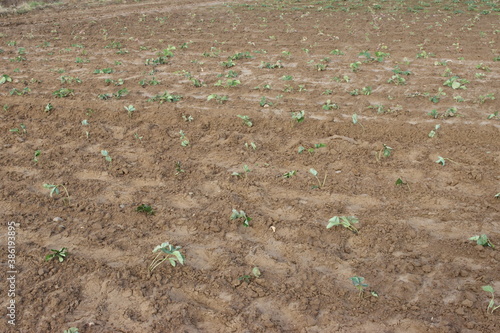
[{"left": 1, "top": 0, "right": 499, "bottom": 332}]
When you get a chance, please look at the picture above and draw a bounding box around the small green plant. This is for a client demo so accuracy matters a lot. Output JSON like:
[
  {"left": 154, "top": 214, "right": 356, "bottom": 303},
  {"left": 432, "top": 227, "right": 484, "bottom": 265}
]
[
  {"left": 93, "top": 68, "right": 114, "bottom": 74},
  {"left": 428, "top": 124, "right": 441, "bottom": 138},
  {"left": 136, "top": 204, "right": 155, "bottom": 215},
  {"left": 63, "top": 328, "right": 79, "bottom": 333},
  {"left": 482, "top": 286, "right": 500, "bottom": 314},
  {"left": 10, "top": 87, "right": 30, "bottom": 96},
  {"left": 470, "top": 235, "right": 495, "bottom": 248},
  {"left": 477, "top": 93, "right": 495, "bottom": 104},
  {"left": 179, "top": 130, "right": 190, "bottom": 147},
  {"left": 350, "top": 276, "right": 368, "bottom": 297},
  {"left": 260, "top": 60, "right": 283, "bottom": 69},
  {"left": 207, "top": 94, "right": 228, "bottom": 104},
  {"left": 362, "top": 86, "right": 372, "bottom": 95},
  {"left": 237, "top": 115, "right": 253, "bottom": 127},
  {"left": 101, "top": 150, "right": 112, "bottom": 163},
  {"left": 175, "top": 161, "right": 185, "bottom": 175},
  {"left": 124, "top": 105, "right": 135, "bottom": 118},
  {"left": 291, "top": 110, "right": 305, "bottom": 123},
  {"left": 45, "top": 248, "right": 68, "bottom": 262},
  {"left": 220, "top": 59, "right": 236, "bottom": 68},
  {"left": 395, "top": 177, "right": 411, "bottom": 191},
  {"left": 281, "top": 75, "right": 293, "bottom": 81},
  {"left": 239, "top": 267, "right": 261, "bottom": 284},
  {"left": 350, "top": 61, "right": 362, "bottom": 72},
  {"left": 230, "top": 209, "right": 252, "bottom": 227},
  {"left": 148, "top": 91, "right": 182, "bottom": 103},
  {"left": 327, "top": 216, "right": 359, "bottom": 233},
  {"left": 443, "top": 76, "right": 469, "bottom": 89},
  {"left": 322, "top": 100, "right": 339, "bottom": 110},
  {"left": 309, "top": 168, "right": 327, "bottom": 189},
  {"left": 330, "top": 49, "right": 345, "bottom": 55},
  {"left": 43, "top": 184, "right": 69, "bottom": 202},
  {"left": 298, "top": 143, "right": 326, "bottom": 155},
  {"left": 259, "top": 96, "right": 272, "bottom": 107},
  {"left": 149, "top": 242, "right": 185, "bottom": 273},
  {"left": 487, "top": 111, "right": 500, "bottom": 120},
  {"left": 387, "top": 74, "right": 406, "bottom": 85},
  {"left": 53, "top": 88, "right": 74, "bottom": 98},
  {"left": 10, "top": 124, "right": 27, "bottom": 134},
  {"left": 0, "top": 74, "right": 12, "bottom": 84},
  {"left": 282, "top": 170, "right": 297, "bottom": 178},
  {"left": 44, "top": 103, "right": 53, "bottom": 112},
  {"left": 232, "top": 165, "right": 251, "bottom": 178},
  {"left": 430, "top": 88, "right": 446, "bottom": 103},
  {"left": 33, "top": 150, "right": 41, "bottom": 163},
  {"left": 244, "top": 142, "right": 257, "bottom": 150}
]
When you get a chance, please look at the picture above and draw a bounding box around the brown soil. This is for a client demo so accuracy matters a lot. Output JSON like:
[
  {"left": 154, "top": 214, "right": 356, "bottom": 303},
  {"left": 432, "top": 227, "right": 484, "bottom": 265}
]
[{"left": 1, "top": 0, "right": 500, "bottom": 332}]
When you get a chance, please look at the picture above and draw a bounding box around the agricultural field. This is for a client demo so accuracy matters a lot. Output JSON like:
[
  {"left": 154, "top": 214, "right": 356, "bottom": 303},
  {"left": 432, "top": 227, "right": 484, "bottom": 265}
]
[{"left": 1, "top": 0, "right": 499, "bottom": 332}]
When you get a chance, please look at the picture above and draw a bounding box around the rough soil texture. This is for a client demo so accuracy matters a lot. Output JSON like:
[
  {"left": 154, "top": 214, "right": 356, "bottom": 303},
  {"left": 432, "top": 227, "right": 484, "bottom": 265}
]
[{"left": 1, "top": 0, "right": 500, "bottom": 332}]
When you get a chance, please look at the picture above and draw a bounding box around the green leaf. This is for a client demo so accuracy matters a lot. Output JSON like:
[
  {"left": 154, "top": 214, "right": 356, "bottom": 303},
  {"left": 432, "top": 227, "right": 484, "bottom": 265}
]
[
  {"left": 327, "top": 216, "right": 340, "bottom": 228},
  {"left": 451, "top": 81, "right": 461, "bottom": 89},
  {"left": 252, "top": 267, "right": 261, "bottom": 278},
  {"left": 309, "top": 168, "right": 318, "bottom": 177},
  {"left": 482, "top": 285, "right": 495, "bottom": 294}
]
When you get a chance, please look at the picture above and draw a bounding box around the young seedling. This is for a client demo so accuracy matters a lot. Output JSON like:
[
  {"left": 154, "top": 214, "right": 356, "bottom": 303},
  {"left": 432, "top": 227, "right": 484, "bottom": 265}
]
[
  {"left": 175, "top": 161, "right": 185, "bottom": 175},
  {"left": 487, "top": 111, "right": 499, "bottom": 120},
  {"left": 232, "top": 165, "right": 251, "bottom": 178},
  {"left": 63, "top": 328, "right": 79, "bottom": 333},
  {"left": 291, "top": 110, "right": 305, "bottom": 123},
  {"left": 350, "top": 276, "right": 368, "bottom": 298},
  {"left": 377, "top": 144, "right": 393, "bottom": 160},
  {"left": 283, "top": 170, "right": 297, "bottom": 178},
  {"left": 259, "top": 96, "right": 272, "bottom": 107},
  {"left": 101, "top": 150, "right": 112, "bottom": 163},
  {"left": 352, "top": 113, "right": 364, "bottom": 130},
  {"left": 238, "top": 267, "right": 261, "bottom": 284},
  {"left": 470, "top": 235, "right": 495, "bottom": 248},
  {"left": 482, "top": 286, "right": 500, "bottom": 314},
  {"left": 395, "top": 177, "right": 411, "bottom": 191},
  {"left": 298, "top": 143, "right": 326, "bottom": 155},
  {"left": 53, "top": 88, "right": 74, "bottom": 98},
  {"left": 9, "top": 124, "right": 26, "bottom": 135},
  {"left": 237, "top": 115, "right": 253, "bottom": 127},
  {"left": 435, "top": 156, "right": 458, "bottom": 166},
  {"left": 244, "top": 142, "right": 257, "bottom": 150},
  {"left": 428, "top": 124, "right": 441, "bottom": 138},
  {"left": 149, "top": 242, "right": 185, "bottom": 273},
  {"left": 322, "top": 100, "right": 339, "bottom": 110},
  {"left": 309, "top": 168, "right": 327, "bottom": 189},
  {"left": 230, "top": 209, "right": 252, "bottom": 227},
  {"left": 0, "top": 74, "right": 12, "bottom": 84},
  {"left": 179, "top": 130, "right": 190, "bottom": 147},
  {"left": 45, "top": 248, "right": 68, "bottom": 262},
  {"left": 33, "top": 150, "right": 41, "bottom": 163},
  {"left": 207, "top": 94, "right": 228, "bottom": 104},
  {"left": 43, "top": 184, "right": 70, "bottom": 203},
  {"left": 327, "top": 216, "right": 359, "bottom": 233},
  {"left": 124, "top": 105, "right": 135, "bottom": 118},
  {"left": 136, "top": 204, "right": 155, "bottom": 215}
]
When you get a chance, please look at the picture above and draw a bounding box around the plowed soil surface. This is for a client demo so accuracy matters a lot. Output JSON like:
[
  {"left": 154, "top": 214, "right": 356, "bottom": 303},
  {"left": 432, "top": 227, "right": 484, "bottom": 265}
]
[{"left": 1, "top": 0, "right": 499, "bottom": 332}]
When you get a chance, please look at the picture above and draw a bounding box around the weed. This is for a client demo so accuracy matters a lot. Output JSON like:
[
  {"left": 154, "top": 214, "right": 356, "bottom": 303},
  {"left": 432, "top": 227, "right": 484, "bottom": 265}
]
[
  {"left": 45, "top": 248, "right": 68, "bottom": 262},
  {"left": 136, "top": 204, "right": 155, "bottom": 215},
  {"left": 327, "top": 216, "right": 359, "bottom": 233},
  {"left": 149, "top": 242, "right": 185, "bottom": 273},
  {"left": 350, "top": 276, "right": 368, "bottom": 297},
  {"left": 101, "top": 150, "right": 112, "bottom": 163},
  {"left": 230, "top": 209, "right": 252, "bottom": 227},
  {"left": 470, "top": 235, "right": 495, "bottom": 248},
  {"left": 482, "top": 286, "right": 500, "bottom": 314},
  {"left": 237, "top": 115, "right": 253, "bottom": 127},
  {"left": 309, "top": 168, "right": 327, "bottom": 189}
]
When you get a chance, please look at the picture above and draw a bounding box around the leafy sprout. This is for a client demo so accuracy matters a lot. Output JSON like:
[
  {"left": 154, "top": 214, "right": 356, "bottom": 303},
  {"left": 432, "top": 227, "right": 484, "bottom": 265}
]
[
  {"left": 327, "top": 216, "right": 359, "bottom": 233},
  {"left": 136, "top": 204, "right": 155, "bottom": 215},
  {"left": 482, "top": 286, "right": 500, "bottom": 314},
  {"left": 101, "top": 150, "right": 112, "bottom": 163},
  {"left": 291, "top": 110, "right": 305, "bottom": 123},
  {"left": 470, "top": 234, "right": 495, "bottom": 248},
  {"left": 230, "top": 209, "right": 251, "bottom": 227},
  {"left": 350, "top": 276, "right": 368, "bottom": 298},
  {"left": 237, "top": 115, "right": 253, "bottom": 127},
  {"left": 149, "top": 242, "right": 185, "bottom": 273},
  {"left": 45, "top": 248, "right": 68, "bottom": 262},
  {"left": 309, "top": 168, "right": 327, "bottom": 189},
  {"left": 43, "top": 184, "right": 70, "bottom": 203}
]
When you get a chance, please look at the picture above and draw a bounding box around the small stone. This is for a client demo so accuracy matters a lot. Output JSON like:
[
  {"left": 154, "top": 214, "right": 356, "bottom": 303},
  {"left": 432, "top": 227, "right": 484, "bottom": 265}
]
[
  {"left": 119, "top": 204, "right": 125, "bottom": 209},
  {"left": 461, "top": 299, "right": 473, "bottom": 308},
  {"left": 455, "top": 307, "right": 465, "bottom": 315},
  {"left": 53, "top": 217, "right": 63, "bottom": 222},
  {"left": 38, "top": 268, "right": 45, "bottom": 276}
]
